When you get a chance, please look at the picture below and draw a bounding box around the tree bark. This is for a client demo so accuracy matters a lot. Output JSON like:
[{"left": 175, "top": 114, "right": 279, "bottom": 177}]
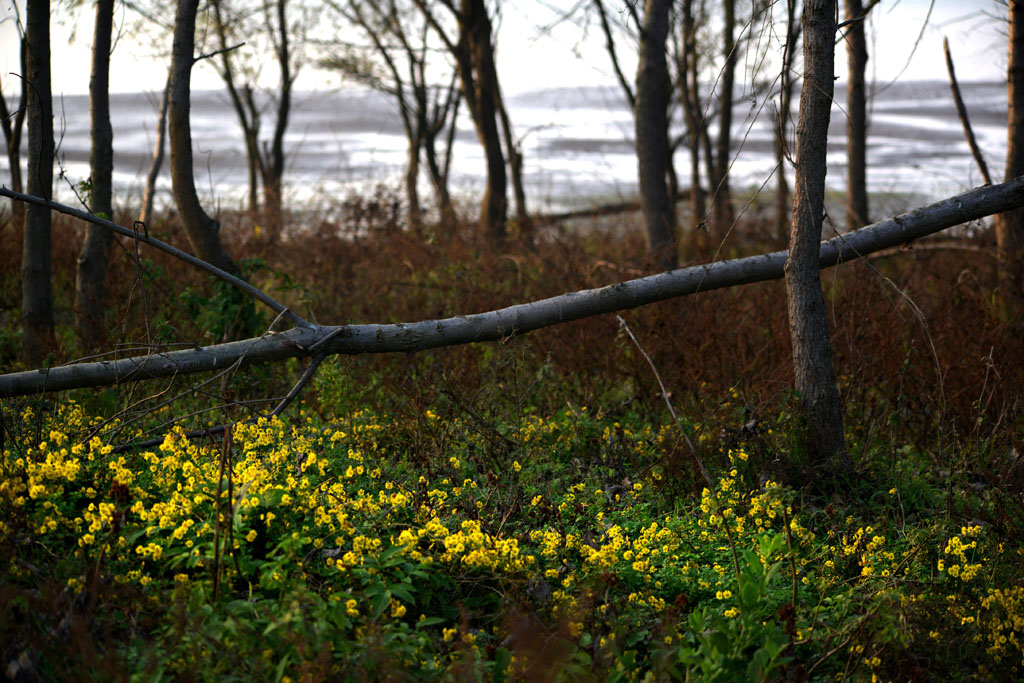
[
  {"left": 944, "top": 38, "right": 992, "bottom": 186},
  {"left": 22, "top": 0, "right": 55, "bottom": 365},
  {"left": 259, "top": 0, "right": 293, "bottom": 240},
  {"left": 844, "top": 0, "right": 869, "bottom": 229},
  {"left": 635, "top": 0, "right": 677, "bottom": 270},
  {"left": 76, "top": 0, "right": 116, "bottom": 353},
  {"left": 210, "top": 0, "right": 261, "bottom": 216},
  {"left": 6, "top": 175, "right": 1023, "bottom": 397},
  {"left": 140, "top": 70, "right": 171, "bottom": 227},
  {"left": 784, "top": 0, "right": 851, "bottom": 475},
  {"left": 0, "top": 31, "right": 27, "bottom": 237},
  {"left": 712, "top": 0, "right": 736, "bottom": 234},
  {"left": 497, "top": 83, "right": 529, "bottom": 236},
  {"left": 679, "top": 0, "right": 705, "bottom": 222},
  {"left": 775, "top": 0, "right": 799, "bottom": 242},
  {"left": 424, "top": 76, "right": 459, "bottom": 233},
  {"left": 169, "top": 0, "right": 240, "bottom": 276},
  {"left": 404, "top": 136, "right": 423, "bottom": 230},
  {"left": 462, "top": 0, "right": 507, "bottom": 244},
  {"left": 415, "top": 0, "right": 507, "bottom": 243},
  {"left": 997, "top": 0, "right": 1024, "bottom": 315}
]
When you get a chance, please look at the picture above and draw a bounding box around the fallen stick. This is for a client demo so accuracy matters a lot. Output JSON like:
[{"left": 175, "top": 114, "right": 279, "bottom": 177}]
[{"left": 2, "top": 176, "right": 1022, "bottom": 398}]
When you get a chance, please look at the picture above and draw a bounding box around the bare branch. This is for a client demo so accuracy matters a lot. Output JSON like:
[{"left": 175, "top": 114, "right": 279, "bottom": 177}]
[
  {"left": 0, "top": 187, "right": 311, "bottom": 328},
  {"left": 194, "top": 41, "right": 247, "bottom": 64},
  {"left": 944, "top": 36, "right": 993, "bottom": 185},
  {"left": 3, "top": 177, "right": 1024, "bottom": 398}
]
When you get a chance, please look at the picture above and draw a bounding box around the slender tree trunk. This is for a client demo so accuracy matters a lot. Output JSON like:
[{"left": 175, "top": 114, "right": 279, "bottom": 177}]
[
  {"left": 784, "top": 0, "right": 852, "bottom": 476},
  {"left": 140, "top": 71, "right": 171, "bottom": 227},
  {"left": 712, "top": 0, "right": 737, "bottom": 234},
  {"left": 496, "top": 84, "right": 529, "bottom": 236},
  {"left": 211, "top": 0, "right": 261, "bottom": 216},
  {"left": 997, "top": 0, "right": 1024, "bottom": 315},
  {"left": 259, "top": 0, "right": 292, "bottom": 241},
  {"left": 404, "top": 136, "right": 423, "bottom": 231},
  {"left": 424, "top": 89, "right": 459, "bottom": 234},
  {"left": 463, "top": 0, "right": 507, "bottom": 244},
  {"left": 169, "top": 0, "right": 239, "bottom": 275},
  {"left": 635, "top": 0, "right": 677, "bottom": 270},
  {"left": 0, "top": 35, "right": 27, "bottom": 237},
  {"left": 76, "top": 0, "right": 116, "bottom": 353},
  {"left": 775, "top": 0, "right": 799, "bottom": 242},
  {"left": 680, "top": 0, "right": 705, "bottom": 221},
  {"left": 22, "top": 0, "right": 55, "bottom": 364},
  {"left": 844, "top": 0, "right": 869, "bottom": 229}
]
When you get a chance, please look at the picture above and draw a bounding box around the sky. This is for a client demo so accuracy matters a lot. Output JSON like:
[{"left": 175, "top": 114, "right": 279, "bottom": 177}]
[{"left": 0, "top": 0, "right": 1009, "bottom": 98}]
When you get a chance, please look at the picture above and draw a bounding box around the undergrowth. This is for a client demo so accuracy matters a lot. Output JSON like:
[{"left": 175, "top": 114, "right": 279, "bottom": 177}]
[{"left": 1, "top": 195, "right": 1022, "bottom": 680}]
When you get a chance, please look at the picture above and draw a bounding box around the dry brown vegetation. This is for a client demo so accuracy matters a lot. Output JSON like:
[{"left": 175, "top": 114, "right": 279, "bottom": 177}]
[{"left": 2, "top": 195, "right": 1020, "bottom": 470}]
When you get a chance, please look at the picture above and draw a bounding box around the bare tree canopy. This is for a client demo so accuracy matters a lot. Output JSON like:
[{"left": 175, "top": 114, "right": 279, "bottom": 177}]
[{"left": 2, "top": 176, "right": 1022, "bottom": 398}]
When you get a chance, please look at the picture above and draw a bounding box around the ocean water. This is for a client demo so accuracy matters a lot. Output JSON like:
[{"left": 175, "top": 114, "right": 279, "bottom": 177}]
[{"left": 0, "top": 79, "right": 1008, "bottom": 220}]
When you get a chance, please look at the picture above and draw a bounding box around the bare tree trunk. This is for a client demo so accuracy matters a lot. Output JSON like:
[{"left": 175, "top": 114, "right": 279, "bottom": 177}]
[
  {"left": 404, "top": 137, "right": 423, "bottom": 231},
  {"left": 211, "top": 0, "right": 260, "bottom": 215},
  {"left": 784, "top": 0, "right": 852, "bottom": 476},
  {"left": 22, "top": 0, "right": 55, "bottom": 364},
  {"left": 416, "top": 0, "right": 507, "bottom": 243},
  {"left": 679, "top": 0, "right": 705, "bottom": 220},
  {"left": 140, "top": 71, "right": 171, "bottom": 227},
  {"left": 496, "top": 84, "right": 529, "bottom": 236},
  {"left": 712, "top": 0, "right": 737, "bottom": 234},
  {"left": 76, "top": 0, "right": 115, "bottom": 353},
  {"left": 169, "top": 0, "right": 239, "bottom": 276},
  {"left": 997, "top": 0, "right": 1024, "bottom": 314},
  {"left": 775, "top": 0, "right": 799, "bottom": 242},
  {"left": 635, "top": 0, "right": 677, "bottom": 270},
  {"left": 0, "top": 29, "right": 27, "bottom": 236},
  {"left": 259, "top": 0, "right": 293, "bottom": 241},
  {"left": 464, "top": 0, "right": 507, "bottom": 244},
  {"left": 425, "top": 78, "right": 459, "bottom": 233},
  {"left": 844, "top": 0, "right": 869, "bottom": 229}
]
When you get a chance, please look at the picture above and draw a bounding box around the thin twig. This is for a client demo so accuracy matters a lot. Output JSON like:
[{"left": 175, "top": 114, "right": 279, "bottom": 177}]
[
  {"left": 0, "top": 188, "right": 310, "bottom": 328},
  {"left": 194, "top": 41, "right": 246, "bottom": 64},
  {"left": 615, "top": 314, "right": 711, "bottom": 486}
]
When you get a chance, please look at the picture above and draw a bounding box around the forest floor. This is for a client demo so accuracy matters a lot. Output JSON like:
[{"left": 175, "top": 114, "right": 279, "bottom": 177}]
[{"left": 1, "top": 198, "right": 1022, "bottom": 680}]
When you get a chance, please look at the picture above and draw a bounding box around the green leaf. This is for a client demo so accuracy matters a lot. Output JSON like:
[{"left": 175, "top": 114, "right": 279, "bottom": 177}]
[
  {"left": 371, "top": 590, "right": 391, "bottom": 619},
  {"left": 493, "top": 647, "right": 512, "bottom": 683},
  {"left": 741, "top": 579, "right": 761, "bottom": 609},
  {"left": 388, "top": 582, "right": 416, "bottom": 605}
]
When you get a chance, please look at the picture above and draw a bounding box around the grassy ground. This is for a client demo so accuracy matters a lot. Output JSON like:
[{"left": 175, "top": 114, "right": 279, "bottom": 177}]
[{"left": 1, "top": 197, "right": 1022, "bottom": 680}]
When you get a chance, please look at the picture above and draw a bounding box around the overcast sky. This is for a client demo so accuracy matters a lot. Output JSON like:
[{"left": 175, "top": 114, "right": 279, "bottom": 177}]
[{"left": 0, "top": 0, "right": 1009, "bottom": 98}]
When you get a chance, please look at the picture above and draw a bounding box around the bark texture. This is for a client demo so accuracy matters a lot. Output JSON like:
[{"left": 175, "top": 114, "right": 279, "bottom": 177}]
[
  {"left": 5, "top": 175, "right": 1023, "bottom": 397},
  {"left": 775, "top": 0, "right": 799, "bottom": 241},
  {"left": 635, "top": 0, "right": 677, "bottom": 269},
  {"left": 169, "top": 0, "right": 239, "bottom": 275},
  {"left": 844, "top": 0, "right": 869, "bottom": 229},
  {"left": 75, "top": 0, "right": 116, "bottom": 352},
  {"left": 22, "top": 0, "right": 55, "bottom": 364},
  {"left": 997, "top": 0, "right": 1024, "bottom": 314},
  {"left": 784, "top": 0, "right": 852, "bottom": 474},
  {"left": 711, "top": 0, "right": 736, "bottom": 234}
]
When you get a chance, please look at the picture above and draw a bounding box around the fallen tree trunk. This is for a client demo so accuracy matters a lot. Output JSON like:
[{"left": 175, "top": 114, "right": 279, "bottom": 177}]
[{"left": 2, "top": 176, "right": 1022, "bottom": 398}]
